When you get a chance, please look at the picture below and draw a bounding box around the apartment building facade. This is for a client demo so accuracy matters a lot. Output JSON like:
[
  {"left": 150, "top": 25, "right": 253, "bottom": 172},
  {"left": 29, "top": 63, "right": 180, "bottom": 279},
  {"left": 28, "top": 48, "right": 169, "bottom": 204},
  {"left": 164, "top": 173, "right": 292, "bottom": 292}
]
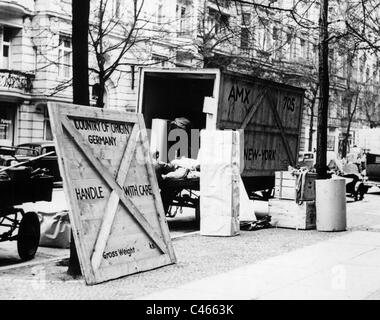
[
  {"left": 0, "top": 0, "right": 166, "bottom": 146},
  {"left": 1, "top": 0, "right": 378, "bottom": 157}
]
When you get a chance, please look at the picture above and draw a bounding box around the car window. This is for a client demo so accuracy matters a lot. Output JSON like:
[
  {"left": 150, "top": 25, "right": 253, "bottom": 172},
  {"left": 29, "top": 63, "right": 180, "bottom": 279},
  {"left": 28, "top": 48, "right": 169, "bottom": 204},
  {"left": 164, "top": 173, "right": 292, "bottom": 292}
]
[
  {"left": 15, "top": 146, "right": 40, "bottom": 157},
  {"left": 42, "top": 146, "right": 56, "bottom": 155}
]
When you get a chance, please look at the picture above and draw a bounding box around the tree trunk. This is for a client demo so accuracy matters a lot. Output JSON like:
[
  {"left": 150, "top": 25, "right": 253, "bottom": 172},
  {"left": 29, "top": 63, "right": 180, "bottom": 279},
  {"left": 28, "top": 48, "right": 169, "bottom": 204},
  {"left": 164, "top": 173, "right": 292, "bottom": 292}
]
[
  {"left": 342, "top": 91, "right": 360, "bottom": 157},
  {"left": 316, "top": 0, "right": 330, "bottom": 179},
  {"left": 68, "top": 0, "right": 90, "bottom": 277},
  {"left": 72, "top": 0, "right": 90, "bottom": 106},
  {"left": 308, "top": 84, "right": 319, "bottom": 152},
  {"left": 96, "top": 78, "right": 106, "bottom": 108}
]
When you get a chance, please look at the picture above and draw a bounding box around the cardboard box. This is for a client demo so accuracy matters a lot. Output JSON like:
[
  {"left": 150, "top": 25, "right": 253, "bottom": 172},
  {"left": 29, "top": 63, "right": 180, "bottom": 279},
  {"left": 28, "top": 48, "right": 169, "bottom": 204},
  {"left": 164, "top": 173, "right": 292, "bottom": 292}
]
[{"left": 269, "top": 198, "right": 316, "bottom": 230}]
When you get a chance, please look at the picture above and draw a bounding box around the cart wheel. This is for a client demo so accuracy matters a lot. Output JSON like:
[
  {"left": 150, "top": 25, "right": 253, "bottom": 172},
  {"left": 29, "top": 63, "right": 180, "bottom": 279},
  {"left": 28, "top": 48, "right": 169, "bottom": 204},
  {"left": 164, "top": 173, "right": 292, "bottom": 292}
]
[{"left": 17, "top": 212, "right": 40, "bottom": 261}]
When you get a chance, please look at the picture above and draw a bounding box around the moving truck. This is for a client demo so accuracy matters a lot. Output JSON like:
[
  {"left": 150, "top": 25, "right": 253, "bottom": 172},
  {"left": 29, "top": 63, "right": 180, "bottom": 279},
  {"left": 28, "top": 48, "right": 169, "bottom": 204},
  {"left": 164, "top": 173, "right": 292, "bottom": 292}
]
[{"left": 137, "top": 68, "right": 305, "bottom": 197}]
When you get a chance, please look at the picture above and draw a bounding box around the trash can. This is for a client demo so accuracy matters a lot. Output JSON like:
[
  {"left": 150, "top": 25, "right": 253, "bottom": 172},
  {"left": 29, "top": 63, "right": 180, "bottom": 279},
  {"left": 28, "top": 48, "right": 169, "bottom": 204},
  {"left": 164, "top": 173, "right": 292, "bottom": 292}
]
[{"left": 315, "top": 178, "right": 347, "bottom": 232}]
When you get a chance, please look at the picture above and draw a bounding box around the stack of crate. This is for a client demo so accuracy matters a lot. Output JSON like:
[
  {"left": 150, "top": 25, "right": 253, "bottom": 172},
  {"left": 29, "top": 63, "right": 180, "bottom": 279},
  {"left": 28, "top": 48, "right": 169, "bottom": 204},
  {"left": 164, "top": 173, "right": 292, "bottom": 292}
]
[{"left": 269, "top": 171, "right": 317, "bottom": 230}]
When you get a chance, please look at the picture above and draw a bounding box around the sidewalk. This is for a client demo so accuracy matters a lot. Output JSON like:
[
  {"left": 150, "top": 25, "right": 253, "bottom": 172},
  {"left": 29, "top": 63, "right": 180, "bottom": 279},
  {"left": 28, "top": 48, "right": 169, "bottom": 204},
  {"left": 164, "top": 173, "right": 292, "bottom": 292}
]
[
  {"left": 0, "top": 190, "right": 380, "bottom": 299},
  {"left": 139, "top": 230, "right": 380, "bottom": 300}
]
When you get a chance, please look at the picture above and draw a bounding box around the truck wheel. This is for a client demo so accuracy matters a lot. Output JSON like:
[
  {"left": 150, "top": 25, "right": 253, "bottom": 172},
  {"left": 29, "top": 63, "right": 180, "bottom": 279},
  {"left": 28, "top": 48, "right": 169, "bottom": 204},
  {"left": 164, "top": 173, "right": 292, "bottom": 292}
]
[
  {"left": 262, "top": 189, "right": 274, "bottom": 201},
  {"left": 17, "top": 212, "right": 40, "bottom": 261},
  {"left": 359, "top": 185, "right": 365, "bottom": 200},
  {"left": 195, "top": 203, "right": 200, "bottom": 228}
]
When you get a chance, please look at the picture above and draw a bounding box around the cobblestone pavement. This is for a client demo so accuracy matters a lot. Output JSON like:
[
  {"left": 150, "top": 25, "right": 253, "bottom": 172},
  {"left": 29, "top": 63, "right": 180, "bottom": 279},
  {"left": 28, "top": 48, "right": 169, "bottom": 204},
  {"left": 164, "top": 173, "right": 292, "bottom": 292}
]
[{"left": 0, "top": 188, "right": 379, "bottom": 300}]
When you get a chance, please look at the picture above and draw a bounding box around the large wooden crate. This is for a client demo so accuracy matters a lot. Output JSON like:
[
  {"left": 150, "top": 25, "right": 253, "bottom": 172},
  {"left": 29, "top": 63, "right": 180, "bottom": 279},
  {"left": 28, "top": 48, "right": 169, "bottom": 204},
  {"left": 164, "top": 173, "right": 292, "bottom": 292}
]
[
  {"left": 274, "top": 171, "right": 316, "bottom": 201},
  {"left": 269, "top": 198, "right": 316, "bottom": 230},
  {"left": 48, "top": 102, "right": 176, "bottom": 285}
]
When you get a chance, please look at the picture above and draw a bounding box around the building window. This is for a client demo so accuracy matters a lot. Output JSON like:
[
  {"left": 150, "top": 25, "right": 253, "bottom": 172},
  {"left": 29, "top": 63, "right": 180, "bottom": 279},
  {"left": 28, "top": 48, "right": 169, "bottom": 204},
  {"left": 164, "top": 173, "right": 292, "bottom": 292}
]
[
  {"left": 341, "top": 54, "right": 347, "bottom": 77},
  {"left": 1, "top": 27, "right": 14, "bottom": 69},
  {"left": 208, "top": 8, "right": 229, "bottom": 35},
  {"left": 157, "top": 2, "right": 163, "bottom": 25},
  {"left": 240, "top": 27, "right": 249, "bottom": 50},
  {"left": 0, "top": 104, "right": 14, "bottom": 145},
  {"left": 33, "top": 46, "right": 38, "bottom": 73},
  {"left": 177, "top": 3, "right": 192, "bottom": 36},
  {"left": 287, "top": 33, "right": 297, "bottom": 60},
  {"left": 44, "top": 108, "right": 53, "bottom": 141},
  {"left": 373, "top": 64, "right": 378, "bottom": 84},
  {"left": 152, "top": 54, "right": 168, "bottom": 67},
  {"left": 180, "top": 6, "right": 186, "bottom": 34},
  {"left": 300, "top": 39, "right": 306, "bottom": 59},
  {"left": 58, "top": 35, "right": 72, "bottom": 79},
  {"left": 273, "top": 26, "right": 279, "bottom": 41},
  {"left": 242, "top": 13, "right": 251, "bottom": 26},
  {"left": 257, "top": 20, "right": 271, "bottom": 52},
  {"left": 210, "top": 0, "right": 231, "bottom": 7},
  {"left": 112, "top": 0, "right": 121, "bottom": 19}
]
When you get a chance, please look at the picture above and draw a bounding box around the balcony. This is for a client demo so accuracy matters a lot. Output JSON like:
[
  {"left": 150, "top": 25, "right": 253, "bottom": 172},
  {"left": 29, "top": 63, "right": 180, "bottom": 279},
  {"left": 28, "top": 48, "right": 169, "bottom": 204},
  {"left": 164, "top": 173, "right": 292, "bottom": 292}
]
[
  {"left": 328, "top": 117, "right": 342, "bottom": 128},
  {"left": 0, "top": 0, "right": 33, "bottom": 16},
  {"left": 207, "top": 0, "right": 233, "bottom": 15},
  {"left": 0, "top": 69, "right": 34, "bottom": 101},
  {"left": 240, "top": 47, "right": 255, "bottom": 58}
]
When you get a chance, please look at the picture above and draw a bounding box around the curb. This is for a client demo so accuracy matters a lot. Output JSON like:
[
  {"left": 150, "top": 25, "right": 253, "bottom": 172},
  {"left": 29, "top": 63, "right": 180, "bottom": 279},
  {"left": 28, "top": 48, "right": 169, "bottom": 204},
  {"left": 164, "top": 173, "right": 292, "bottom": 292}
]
[{"left": 0, "top": 255, "right": 70, "bottom": 272}]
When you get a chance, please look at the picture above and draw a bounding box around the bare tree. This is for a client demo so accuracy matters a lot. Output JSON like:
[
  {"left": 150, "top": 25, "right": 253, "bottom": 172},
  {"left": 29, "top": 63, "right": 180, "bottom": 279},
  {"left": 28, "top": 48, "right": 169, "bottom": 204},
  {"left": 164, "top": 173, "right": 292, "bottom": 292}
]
[
  {"left": 89, "top": 0, "right": 150, "bottom": 108},
  {"left": 362, "top": 87, "right": 380, "bottom": 128}
]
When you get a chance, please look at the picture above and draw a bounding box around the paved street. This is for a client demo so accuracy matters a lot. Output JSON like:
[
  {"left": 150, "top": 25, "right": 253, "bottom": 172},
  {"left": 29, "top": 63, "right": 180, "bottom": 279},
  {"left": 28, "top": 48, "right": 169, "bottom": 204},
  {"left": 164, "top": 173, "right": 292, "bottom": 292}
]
[{"left": 0, "top": 187, "right": 380, "bottom": 299}]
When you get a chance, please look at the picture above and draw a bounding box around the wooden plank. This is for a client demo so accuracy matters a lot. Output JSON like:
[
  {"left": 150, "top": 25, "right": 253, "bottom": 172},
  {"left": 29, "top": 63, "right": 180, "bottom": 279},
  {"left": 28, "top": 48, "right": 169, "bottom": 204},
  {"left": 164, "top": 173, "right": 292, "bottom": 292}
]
[
  {"left": 48, "top": 104, "right": 95, "bottom": 282},
  {"left": 48, "top": 102, "right": 176, "bottom": 285},
  {"left": 274, "top": 186, "right": 296, "bottom": 200},
  {"left": 269, "top": 198, "right": 316, "bottom": 230},
  {"left": 240, "top": 89, "right": 267, "bottom": 130},
  {"left": 268, "top": 94, "right": 296, "bottom": 167}
]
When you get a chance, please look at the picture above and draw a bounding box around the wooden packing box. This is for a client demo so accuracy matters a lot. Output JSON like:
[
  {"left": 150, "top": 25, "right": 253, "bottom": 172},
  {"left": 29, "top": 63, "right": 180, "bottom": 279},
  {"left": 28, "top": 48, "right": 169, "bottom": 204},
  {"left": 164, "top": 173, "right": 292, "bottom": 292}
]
[
  {"left": 274, "top": 171, "right": 317, "bottom": 201},
  {"left": 269, "top": 198, "right": 316, "bottom": 230}
]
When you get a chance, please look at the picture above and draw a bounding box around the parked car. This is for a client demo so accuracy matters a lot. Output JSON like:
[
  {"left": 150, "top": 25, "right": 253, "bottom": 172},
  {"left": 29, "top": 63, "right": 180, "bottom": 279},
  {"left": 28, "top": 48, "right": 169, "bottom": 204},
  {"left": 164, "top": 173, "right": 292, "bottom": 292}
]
[
  {"left": 298, "top": 151, "right": 315, "bottom": 169},
  {"left": 0, "top": 141, "right": 61, "bottom": 182}
]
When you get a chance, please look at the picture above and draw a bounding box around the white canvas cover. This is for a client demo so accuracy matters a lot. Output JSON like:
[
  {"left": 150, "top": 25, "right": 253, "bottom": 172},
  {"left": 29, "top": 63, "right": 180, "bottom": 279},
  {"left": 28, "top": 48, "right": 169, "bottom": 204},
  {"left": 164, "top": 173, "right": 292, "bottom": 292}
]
[
  {"left": 150, "top": 118, "right": 169, "bottom": 162},
  {"left": 200, "top": 130, "right": 240, "bottom": 236}
]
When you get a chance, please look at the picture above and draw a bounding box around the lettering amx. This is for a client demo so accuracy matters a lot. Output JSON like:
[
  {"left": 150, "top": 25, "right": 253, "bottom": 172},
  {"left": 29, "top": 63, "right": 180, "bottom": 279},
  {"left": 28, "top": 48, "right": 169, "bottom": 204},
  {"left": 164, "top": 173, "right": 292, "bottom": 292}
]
[{"left": 228, "top": 85, "right": 251, "bottom": 104}]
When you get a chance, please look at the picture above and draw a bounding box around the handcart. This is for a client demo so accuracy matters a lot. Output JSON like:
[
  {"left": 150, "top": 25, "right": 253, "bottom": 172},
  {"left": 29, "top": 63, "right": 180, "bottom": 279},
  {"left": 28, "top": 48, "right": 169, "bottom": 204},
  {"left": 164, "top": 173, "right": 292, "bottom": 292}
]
[
  {"left": 160, "top": 177, "right": 200, "bottom": 225},
  {"left": 0, "top": 154, "right": 54, "bottom": 261}
]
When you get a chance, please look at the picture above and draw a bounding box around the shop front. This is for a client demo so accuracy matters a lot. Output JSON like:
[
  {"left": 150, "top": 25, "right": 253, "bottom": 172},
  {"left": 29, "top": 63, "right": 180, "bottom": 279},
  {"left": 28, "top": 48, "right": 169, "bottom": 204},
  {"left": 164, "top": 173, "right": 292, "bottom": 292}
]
[{"left": 0, "top": 102, "right": 15, "bottom": 146}]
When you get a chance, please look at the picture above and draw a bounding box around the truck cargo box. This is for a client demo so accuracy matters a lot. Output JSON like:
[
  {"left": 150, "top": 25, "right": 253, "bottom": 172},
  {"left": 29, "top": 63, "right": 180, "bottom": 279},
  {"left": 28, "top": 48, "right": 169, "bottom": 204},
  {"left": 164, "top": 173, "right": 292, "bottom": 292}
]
[{"left": 138, "top": 68, "right": 305, "bottom": 193}]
